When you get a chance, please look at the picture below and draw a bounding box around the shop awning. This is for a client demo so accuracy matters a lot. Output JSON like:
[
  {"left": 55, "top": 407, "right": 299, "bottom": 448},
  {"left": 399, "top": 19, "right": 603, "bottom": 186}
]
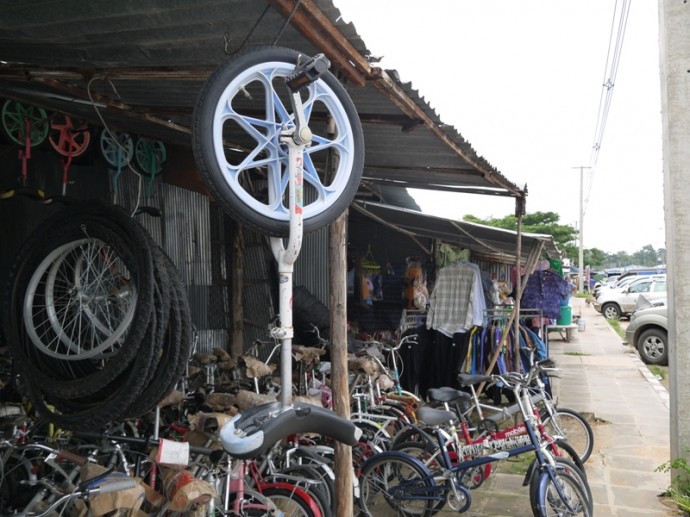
[
  {"left": 0, "top": 0, "right": 526, "bottom": 205},
  {"left": 351, "top": 201, "right": 561, "bottom": 262}
]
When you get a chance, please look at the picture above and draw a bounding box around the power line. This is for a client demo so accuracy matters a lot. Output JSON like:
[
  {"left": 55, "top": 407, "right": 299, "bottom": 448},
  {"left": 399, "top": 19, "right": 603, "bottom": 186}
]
[
  {"left": 590, "top": 0, "right": 631, "bottom": 168},
  {"left": 584, "top": 0, "right": 631, "bottom": 216}
]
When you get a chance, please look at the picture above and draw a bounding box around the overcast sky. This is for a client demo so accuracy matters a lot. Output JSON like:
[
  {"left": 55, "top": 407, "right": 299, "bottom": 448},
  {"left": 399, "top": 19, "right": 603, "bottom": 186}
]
[{"left": 334, "top": 1, "right": 665, "bottom": 255}]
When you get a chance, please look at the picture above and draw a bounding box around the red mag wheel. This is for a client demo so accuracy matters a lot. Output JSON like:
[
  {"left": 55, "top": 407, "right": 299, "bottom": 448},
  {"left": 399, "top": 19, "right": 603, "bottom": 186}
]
[{"left": 49, "top": 114, "right": 91, "bottom": 157}]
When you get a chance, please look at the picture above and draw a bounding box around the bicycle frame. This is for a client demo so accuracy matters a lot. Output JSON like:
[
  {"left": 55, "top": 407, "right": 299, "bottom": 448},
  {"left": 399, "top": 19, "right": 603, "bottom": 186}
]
[{"left": 374, "top": 373, "right": 584, "bottom": 515}]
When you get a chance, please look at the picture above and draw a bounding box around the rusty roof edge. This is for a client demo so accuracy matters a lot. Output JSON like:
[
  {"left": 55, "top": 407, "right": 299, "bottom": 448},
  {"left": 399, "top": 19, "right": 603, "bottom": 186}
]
[
  {"left": 290, "top": 0, "right": 526, "bottom": 201},
  {"left": 268, "top": 0, "right": 372, "bottom": 87},
  {"left": 370, "top": 72, "right": 525, "bottom": 199}
]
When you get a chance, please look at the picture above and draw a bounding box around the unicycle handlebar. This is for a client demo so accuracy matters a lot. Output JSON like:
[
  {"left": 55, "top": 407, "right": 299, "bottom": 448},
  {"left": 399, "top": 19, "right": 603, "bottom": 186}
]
[{"left": 220, "top": 402, "right": 362, "bottom": 459}]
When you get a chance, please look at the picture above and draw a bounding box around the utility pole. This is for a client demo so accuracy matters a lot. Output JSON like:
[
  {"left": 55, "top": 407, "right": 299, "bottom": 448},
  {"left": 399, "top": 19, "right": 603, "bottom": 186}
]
[{"left": 572, "top": 166, "right": 591, "bottom": 292}]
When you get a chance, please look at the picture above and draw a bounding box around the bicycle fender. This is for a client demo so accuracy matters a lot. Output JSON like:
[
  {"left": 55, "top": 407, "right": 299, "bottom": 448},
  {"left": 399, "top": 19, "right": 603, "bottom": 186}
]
[
  {"left": 523, "top": 458, "right": 538, "bottom": 487},
  {"left": 259, "top": 481, "right": 321, "bottom": 515}
]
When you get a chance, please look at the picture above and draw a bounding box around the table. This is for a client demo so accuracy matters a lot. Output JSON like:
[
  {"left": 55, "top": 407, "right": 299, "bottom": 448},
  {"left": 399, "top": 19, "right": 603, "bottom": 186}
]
[{"left": 546, "top": 323, "right": 579, "bottom": 342}]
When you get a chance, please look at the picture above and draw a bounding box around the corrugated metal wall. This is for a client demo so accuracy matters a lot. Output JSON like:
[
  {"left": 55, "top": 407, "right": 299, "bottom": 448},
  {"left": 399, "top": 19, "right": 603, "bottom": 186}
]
[
  {"left": 116, "top": 170, "right": 325, "bottom": 355},
  {"left": 295, "top": 226, "right": 330, "bottom": 306},
  {"left": 473, "top": 257, "right": 513, "bottom": 290},
  {"left": 117, "top": 171, "right": 236, "bottom": 354}
]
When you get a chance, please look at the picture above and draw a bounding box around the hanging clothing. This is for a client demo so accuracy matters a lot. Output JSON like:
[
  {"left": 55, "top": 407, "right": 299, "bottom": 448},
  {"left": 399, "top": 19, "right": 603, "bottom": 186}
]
[
  {"left": 429, "top": 331, "right": 470, "bottom": 389},
  {"left": 399, "top": 327, "right": 433, "bottom": 396},
  {"left": 426, "top": 261, "right": 486, "bottom": 336},
  {"left": 520, "top": 269, "right": 570, "bottom": 319}
]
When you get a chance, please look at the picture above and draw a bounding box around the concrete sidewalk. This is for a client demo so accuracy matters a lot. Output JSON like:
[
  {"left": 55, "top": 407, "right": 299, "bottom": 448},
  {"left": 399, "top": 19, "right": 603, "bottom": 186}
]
[{"left": 436, "top": 296, "right": 676, "bottom": 516}]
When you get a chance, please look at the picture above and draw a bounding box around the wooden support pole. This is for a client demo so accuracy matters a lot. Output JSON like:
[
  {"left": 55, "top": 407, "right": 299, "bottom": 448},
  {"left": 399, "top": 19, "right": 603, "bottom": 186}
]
[
  {"left": 230, "top": 220, "right": 244, "bottom": 358},
  {"left": 329, "top": 210, "right": 353, "bottom": 516}
]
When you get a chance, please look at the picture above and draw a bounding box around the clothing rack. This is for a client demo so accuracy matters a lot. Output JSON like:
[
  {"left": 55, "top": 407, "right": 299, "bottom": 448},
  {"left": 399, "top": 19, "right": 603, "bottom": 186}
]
[{"left": 483, "top": 307, "right": 547, "bottom": 355}]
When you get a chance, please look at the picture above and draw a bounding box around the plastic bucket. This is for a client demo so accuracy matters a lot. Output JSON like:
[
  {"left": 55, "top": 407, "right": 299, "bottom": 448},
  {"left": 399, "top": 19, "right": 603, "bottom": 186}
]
[{"left": 557, "top": 305, "right": 572, "bottom": 325}]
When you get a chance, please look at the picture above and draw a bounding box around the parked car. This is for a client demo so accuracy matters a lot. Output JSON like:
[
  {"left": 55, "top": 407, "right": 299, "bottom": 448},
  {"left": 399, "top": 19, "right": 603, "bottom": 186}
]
[
  {"left": 594, "top": 273, "right": 659, "bottom": 301},
  {"left": 594, "top": 275, "right": 667, "bottom": 319},
  {"left": 624, "top": 303, "right": 668, "bottom": 365}
]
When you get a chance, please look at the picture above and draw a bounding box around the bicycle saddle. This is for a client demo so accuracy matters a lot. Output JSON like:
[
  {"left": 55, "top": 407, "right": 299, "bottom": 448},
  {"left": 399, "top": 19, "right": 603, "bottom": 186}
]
[
  {"left": 457, "top": 373, "right": 493, "bottom": 386},
  {"left": 427, "top": 387, "right": 471, "bottom": 404},
  {"left": 220, "top": 402, "right": 362, "bottom": 459},
  {"left": 416, "top": 406, "right": 457, "bottom": 427}
]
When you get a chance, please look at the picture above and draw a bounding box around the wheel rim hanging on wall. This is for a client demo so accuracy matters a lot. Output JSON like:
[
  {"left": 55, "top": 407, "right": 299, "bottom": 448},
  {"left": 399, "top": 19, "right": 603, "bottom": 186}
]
[
  {"left": 135, "top": 137, "right": 166, "bottom": 198},
  {"left": 49, "top": 114, "right": 91, "bottom": 158},
  {"left": 99, "top": 129, "right": 134, "bottom": 167},
  {"left": 134, "top": 137, "right": 166, "bottom": 175},
  {"left": 22, "top": 237, "right": 138, "bottom": 361},
  {"left": 1, "top": 100, "right": 49, "bottom": 147}
]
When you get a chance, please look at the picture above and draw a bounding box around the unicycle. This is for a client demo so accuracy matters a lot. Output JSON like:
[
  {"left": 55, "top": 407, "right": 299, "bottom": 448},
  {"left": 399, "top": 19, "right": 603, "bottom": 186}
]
[{"left": 192, "top": 45, "right": 364, "bottom": 237}]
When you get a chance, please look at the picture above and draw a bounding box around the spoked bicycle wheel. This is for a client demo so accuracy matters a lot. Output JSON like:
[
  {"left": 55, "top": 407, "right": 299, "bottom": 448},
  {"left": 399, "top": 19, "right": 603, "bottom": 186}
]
[
  {"left": 358, "top": 451, "right": 435, "bottom": 516},
  {"left": 22, "top": 237, "right": 137, "bottom": 361},
  {"left": 540, "top": 408, "right": 594, "bottom": 463},
  {"left": 531, "top": 469, "right": 592, "bottom": 517},
  {"left": 192, "top": 46, "right": 364, "bottom": 236}
]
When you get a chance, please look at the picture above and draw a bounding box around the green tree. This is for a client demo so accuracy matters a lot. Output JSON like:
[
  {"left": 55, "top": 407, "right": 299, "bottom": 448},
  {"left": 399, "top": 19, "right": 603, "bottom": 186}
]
[
  {"left": 463, "top": 212, "right": 666, "bottom": 270},
  {"left": 464, "top": 211, "right": 577, "bottom": 252},
  {"left": 584, "top": 248, "right": 606, "bottom": 268}
]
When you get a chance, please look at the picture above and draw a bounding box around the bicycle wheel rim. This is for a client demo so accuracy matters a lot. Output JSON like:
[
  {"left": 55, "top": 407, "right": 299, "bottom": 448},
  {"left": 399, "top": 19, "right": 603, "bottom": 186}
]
[{"left": 358, "top": 453, "right": 434, "bottom": 517}]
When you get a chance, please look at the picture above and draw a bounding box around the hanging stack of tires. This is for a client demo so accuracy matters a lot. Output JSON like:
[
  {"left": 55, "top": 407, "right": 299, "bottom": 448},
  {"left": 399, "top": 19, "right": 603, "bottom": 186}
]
[{"left": 1, "top": 201, "right": 193, "bottom": 431}]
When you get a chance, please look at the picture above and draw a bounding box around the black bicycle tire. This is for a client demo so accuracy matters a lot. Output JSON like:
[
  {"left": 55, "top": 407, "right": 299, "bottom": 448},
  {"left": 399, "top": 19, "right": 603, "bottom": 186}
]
[
  {"left": 124, "top": 248, "right": 188, "bottom": 417},
  {"left": 292, "top": 285, "right": 330, "bottom": 344},
  {"left": 20, "top": 305, "right": 159, "bottom": 431},
  {"left": 530, "top": 468, "right": 592, "bottom": 517},
  {"left": 553, "top": 439, "right": 585, "bottom": 477},
  {"left": 357, "top": 451, "right": 435, "bottom": 517},
  {"left": 259, "top": 486, "right": 321, "bottom": 517},
  {"left": 192, "top": 45, "right": 364, "bottom": 237},
  {"left": 4, "top": 215, "right": 154, "bottom": 398},
  {"left": 271, "top": 467, "right": 334, "bottom": 517},
  {"left": 540, "top": 407, "right": 594, "bottom": 463},
  {"left": 2, "top": 201, "right": 154, "bottom": 358}
]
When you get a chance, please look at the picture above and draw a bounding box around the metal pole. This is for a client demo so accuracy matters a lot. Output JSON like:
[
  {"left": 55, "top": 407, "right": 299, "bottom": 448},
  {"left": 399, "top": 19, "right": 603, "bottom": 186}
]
[
  {"left": 573, "top": 166, "right": 591, "bottom": 292},
  {"left": 270, "top": 138, "right": 304, "bottom": 408},
  {"left": 578, "top": 166, "right": 584, "bottom": 292}
]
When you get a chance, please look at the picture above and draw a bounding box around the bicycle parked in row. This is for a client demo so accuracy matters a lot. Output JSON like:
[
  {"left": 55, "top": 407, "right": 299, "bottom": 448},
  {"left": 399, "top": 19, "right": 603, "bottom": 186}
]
[{"left": 357, "top": 368, "right": 593, "bottom": 516}]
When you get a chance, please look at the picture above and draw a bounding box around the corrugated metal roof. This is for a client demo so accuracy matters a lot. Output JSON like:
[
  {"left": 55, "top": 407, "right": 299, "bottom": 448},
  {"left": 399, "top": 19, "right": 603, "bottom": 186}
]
[
  {"left": 0, "top": 0, "right": 527, "bottom": 204},
  {"left": 351, "top": 201, "right": 560, "bottom": 261}
]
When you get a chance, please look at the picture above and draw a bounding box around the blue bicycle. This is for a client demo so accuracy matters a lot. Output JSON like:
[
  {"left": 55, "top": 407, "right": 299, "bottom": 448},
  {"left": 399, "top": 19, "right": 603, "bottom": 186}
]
[{"left": 355, "top": 370, "right": 593, "bottom": 516}]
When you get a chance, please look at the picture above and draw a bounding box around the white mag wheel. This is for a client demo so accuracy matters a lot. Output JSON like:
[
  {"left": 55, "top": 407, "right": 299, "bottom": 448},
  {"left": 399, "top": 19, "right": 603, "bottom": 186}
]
[
  {"left": 193, "top": 46, "right": 364, "bottom": 236},
  {"left": 22, "top": 238, "right": 137, "bottom": 360}
]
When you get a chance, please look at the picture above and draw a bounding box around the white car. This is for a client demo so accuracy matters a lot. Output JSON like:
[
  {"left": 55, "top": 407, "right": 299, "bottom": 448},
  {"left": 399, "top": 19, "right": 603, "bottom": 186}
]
[{"left": 594, "top": 276, "right": 667, "bottom": 319}]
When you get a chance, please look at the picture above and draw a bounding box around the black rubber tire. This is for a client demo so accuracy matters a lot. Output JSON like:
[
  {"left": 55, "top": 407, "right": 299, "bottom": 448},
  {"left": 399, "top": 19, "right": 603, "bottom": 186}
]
[
  {"left": 259, "top": 486, "right": 321, "bottom": 517},
  {"left": 192, "top": 46, "right": 364, "bottom": 237},
  {"left": 292, "top": 285, "right": 330, "bottom": 346},
  {"left": 3, "top": 209, "right": 154, "bottom": 398},
  {"left": 391, "top": 440, "right": 449, "bottom": 513},
  {"left": 530, "top": 467, "right": 592, "bottom": 517},
  {"left": 637, "top": 328, "right": 668, "bottom": 365},
  {"left": 540, "top": 407, "right": 594, "bottom": 463},
  {"left": 125, "top": 251, "right": 193, "bottom": 417},
  {"left": 554, "top": 439, "right": 586, "bottom": 476},
  {"left": 357, "top": 451, "right": 435, "bottom": 517},
  {"left": 601, "top": 302, "right": 621, "bottom": 320},
  {"left": 272, "top": 467, "right": 333, "bottom": 517}
]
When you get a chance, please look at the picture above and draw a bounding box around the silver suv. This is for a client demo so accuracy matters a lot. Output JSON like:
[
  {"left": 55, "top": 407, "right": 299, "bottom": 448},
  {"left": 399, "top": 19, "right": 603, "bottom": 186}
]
[{"left": 624, "top": 303, "right": 668, "bottom": 365}]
